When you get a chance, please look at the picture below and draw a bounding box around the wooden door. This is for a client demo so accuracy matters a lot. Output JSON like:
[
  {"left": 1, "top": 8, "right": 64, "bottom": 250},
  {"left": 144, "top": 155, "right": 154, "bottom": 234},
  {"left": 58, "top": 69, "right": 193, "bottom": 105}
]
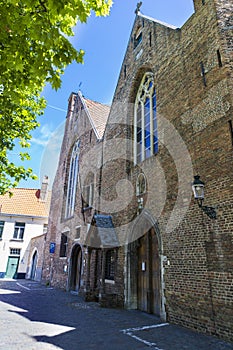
[
  {"left": 75, "top": 249, "right": 82, "bottom": 291},
  {"left": 137, "top": 230, "right": 160, "bottom": 315},
  {"left": 5, "top": 257, "right": 19, "bottom": 279},
  {"left": 137, "top": 233, "right": 148, "bottom": 312}
]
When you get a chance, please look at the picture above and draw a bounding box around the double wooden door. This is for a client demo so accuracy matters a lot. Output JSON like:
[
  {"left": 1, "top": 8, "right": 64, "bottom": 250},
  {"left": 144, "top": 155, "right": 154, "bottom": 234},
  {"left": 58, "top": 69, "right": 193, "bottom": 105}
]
[{"left": 137, "top": 229, "right": 160, "bottom": 315}]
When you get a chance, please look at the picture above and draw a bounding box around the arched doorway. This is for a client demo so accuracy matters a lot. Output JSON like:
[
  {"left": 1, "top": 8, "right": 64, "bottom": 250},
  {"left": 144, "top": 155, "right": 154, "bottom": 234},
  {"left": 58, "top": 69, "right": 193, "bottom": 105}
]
[
  {"left": 69, "top": 244, "right": 82, "bottom": 292},
  {"left": 137, "top": 228, "right": 160, "bottom": 315},
  {"left": 30, "top": 250, "right": 38, "bottom": 280},
  {"left": 126, "top": 210, "right": 166, "bottom": 320}
]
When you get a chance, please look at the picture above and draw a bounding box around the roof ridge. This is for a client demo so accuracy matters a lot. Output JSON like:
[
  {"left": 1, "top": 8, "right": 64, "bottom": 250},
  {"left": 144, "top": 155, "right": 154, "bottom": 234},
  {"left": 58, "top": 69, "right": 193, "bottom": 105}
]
[
  {"left": 78, "top": 91, "right": 110, "bottom": 140},
  {"left": 9, "top": 187, "right": 52, "bottom": 192},
  {"left": 84, "top": 97, "right": 110, "bottom": 107},
  {"left": 79, "top": 92, "right": 101, "bottom": 139},
  {"left": 138, "top": 12, "right": 177, "bottom": 29}
]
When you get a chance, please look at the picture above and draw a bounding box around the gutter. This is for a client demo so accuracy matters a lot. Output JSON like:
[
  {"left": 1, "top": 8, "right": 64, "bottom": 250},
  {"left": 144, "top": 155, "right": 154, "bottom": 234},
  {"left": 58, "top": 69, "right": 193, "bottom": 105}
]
[{"left": 0, "top": 213, "right": 48, "bottom": 220}]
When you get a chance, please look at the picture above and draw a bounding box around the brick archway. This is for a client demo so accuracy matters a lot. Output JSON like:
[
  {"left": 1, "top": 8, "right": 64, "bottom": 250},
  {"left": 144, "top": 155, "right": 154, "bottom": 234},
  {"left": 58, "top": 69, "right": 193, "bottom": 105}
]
[
  {"left": 125, "top": 209, "right": 166, "bottom": 321},
  {"left": 69, "top": 244, "right": 82, "bottom": 292}
]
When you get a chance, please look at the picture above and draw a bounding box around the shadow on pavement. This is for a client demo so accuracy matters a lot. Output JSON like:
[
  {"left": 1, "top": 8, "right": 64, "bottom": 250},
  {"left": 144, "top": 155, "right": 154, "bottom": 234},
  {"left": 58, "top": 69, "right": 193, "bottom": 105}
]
[{"left": 0, "top": 279, "right": 232, "bottom": 350}]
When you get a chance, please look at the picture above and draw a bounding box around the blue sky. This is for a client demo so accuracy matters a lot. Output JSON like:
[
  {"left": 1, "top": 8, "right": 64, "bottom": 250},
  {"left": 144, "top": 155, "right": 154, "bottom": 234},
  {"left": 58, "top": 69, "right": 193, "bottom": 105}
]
[{"left": 16, "top": 0, "right": 194, "bottom": 189}]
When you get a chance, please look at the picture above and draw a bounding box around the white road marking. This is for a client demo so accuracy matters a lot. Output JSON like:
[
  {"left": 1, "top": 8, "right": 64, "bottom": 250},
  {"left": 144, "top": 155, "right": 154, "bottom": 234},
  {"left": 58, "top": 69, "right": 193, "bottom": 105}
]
[
  {"left": 32, "top": 287, "right": 54, "bottom": 290},
  {"left": 125, "top": 332, "right": 159, "bottom": 348},
  {"left": 121, "top": 323, "right": 169, "bottom": 349},
  {"left": 15, "top": 282, "right": 53, "bottom": 291},
  {"left": 0, "top": 289, "right": 21, "bottom": 294},
  {"left": 16, "top": 282, "right": 30, "bottom": 290}
]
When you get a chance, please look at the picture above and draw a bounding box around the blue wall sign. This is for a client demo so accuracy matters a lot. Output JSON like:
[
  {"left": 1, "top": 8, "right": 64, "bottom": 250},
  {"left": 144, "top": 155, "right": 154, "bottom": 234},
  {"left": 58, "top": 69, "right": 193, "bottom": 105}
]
[{"left": 49, "top": 242, "right": 56, "bottom": 254}]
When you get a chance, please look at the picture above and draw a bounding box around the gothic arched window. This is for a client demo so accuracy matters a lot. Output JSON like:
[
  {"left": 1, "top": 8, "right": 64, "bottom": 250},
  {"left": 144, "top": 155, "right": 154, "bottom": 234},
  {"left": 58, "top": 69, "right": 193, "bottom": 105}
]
[
  {"left": 134, "top": 72, "right": 158, "bottom": 164},
  {"left": 65, "top": 141, "right": 80, "bottom": 218}
]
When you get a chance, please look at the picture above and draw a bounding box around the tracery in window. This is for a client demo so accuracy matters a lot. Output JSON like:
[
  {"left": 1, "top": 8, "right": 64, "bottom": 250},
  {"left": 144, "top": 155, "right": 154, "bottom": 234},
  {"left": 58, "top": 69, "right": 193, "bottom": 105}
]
[
  {"left": 65, "top": 141, "right": 80, "bottom": 218},
  {"left": 134, "top": 72, "right": 158, "bottom": 164}
]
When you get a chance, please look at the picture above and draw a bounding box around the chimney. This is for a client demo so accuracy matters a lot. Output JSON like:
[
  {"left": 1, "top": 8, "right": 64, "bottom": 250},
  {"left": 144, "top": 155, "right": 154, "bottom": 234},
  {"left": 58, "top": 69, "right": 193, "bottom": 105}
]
[{"left": 40, "top": 175, "right": 49, "bottom": 201}]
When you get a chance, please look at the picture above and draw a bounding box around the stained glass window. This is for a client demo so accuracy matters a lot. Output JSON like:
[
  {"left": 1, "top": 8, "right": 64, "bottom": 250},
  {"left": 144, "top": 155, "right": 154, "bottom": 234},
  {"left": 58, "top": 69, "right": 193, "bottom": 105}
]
[{"left": 134, "top": 72, "right": 158, "bottom": 163}]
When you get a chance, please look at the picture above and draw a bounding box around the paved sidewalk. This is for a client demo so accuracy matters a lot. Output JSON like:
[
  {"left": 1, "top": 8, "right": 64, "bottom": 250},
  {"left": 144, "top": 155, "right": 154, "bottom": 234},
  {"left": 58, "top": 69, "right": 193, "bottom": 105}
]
[{"left": 0, "top": 279, "right": 232, "bottom": 350}]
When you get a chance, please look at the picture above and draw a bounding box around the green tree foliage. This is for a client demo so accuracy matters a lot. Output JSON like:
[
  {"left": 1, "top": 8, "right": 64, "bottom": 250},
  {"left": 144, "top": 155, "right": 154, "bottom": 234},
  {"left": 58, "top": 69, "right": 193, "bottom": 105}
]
[{"left": 0, "top": 0, "right": 112, "bottom": 194}]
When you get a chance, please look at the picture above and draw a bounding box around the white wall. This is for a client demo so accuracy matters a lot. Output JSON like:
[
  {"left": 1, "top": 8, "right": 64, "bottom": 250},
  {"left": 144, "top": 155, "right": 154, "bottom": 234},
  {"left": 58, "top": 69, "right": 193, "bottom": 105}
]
[{"left": 0, "top": 216, "right": 47, "bottom": 277}]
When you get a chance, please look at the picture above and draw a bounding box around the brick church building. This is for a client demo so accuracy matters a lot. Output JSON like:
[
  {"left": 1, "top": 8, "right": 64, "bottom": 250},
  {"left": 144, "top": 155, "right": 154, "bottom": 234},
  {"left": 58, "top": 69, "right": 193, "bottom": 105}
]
[{"left": 42, "top": 0, "right": 233, "bottom": 342}]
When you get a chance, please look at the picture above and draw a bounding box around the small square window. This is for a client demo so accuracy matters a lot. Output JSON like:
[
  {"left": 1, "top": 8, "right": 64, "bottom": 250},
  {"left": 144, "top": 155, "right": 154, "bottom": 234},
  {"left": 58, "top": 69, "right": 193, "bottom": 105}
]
[{"left": 10, "top": 248, "right": 21, "bottom": 255}]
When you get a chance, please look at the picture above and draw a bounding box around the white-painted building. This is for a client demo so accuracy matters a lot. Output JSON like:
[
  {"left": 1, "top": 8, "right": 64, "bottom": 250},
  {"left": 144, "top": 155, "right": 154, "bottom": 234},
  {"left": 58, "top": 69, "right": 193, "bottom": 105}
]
[{"left": 0, "top": 177, "right": 51, "bottom": 280}]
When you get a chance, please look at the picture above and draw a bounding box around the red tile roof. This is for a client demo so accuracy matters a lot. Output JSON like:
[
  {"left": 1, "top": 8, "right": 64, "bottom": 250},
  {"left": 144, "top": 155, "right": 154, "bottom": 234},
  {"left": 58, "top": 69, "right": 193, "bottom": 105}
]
[{"left": 0, "top": 188, "right": 51, "bottom": 217}]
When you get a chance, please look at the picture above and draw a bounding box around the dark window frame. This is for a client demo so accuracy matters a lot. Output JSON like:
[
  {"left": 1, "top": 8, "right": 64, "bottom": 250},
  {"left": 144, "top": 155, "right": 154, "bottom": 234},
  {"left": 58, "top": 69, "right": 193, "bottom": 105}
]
[
  {"left": 134, "top": 72, "right": 158, "bottom": 164},
  {"left": 217, "top": 49, "right": 223, "bottom": 68},
  {"left": 134, "top": 27, "right": 143, "bottom": 49},
  {"left": 105, "top": 250, "right": 115, "bottom": 281},
  {"left": 200, "top": 61, "right": 207, "bottom": 87},
  {"left": 0, "top": 221, "right": 5, "bottom": 239},
  {"left": 59, "top": 233, "right": 68, "bottom": 257},
  {"left": 10, "top": 248, "right": 21, "bottom": 255},
  {"left": 228, "top": 120, "right": 233, "bottom": 146},
  {"left": 13, "top": 222, "right": 25, "bottom": 240}
]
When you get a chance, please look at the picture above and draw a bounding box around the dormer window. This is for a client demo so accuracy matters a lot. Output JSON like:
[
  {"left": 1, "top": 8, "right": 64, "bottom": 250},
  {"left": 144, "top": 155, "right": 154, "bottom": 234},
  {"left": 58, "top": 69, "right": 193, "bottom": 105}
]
[{"left": 134, "top": 27, "right": 142, "bottom": 49}]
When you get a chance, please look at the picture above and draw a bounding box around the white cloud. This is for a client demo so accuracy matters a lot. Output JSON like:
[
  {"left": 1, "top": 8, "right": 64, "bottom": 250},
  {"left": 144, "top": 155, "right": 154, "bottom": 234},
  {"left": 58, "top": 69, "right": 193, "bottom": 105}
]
[
  {"left": 40, "top": 124, "right": 53, "bottom": 140},
  {"left": 39, "top": 122, "right": 65, "bottom": 187},
  {"left": 31, "top": 124, "right": 53, "bottom": 147},
  {"left": 30, "top": 137, "right": 49, "bottom": 147}
]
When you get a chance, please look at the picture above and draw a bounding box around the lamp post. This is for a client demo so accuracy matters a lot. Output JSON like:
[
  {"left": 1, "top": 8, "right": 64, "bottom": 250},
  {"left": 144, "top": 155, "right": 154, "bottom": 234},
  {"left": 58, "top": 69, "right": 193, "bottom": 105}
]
[{"left": 192, "top": 175, "right": 217, "bottom": 219}]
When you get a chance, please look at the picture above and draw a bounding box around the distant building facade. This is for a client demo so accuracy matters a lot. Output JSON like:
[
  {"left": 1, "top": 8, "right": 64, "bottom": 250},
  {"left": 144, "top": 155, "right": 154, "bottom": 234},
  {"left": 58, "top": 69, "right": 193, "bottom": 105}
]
[
  {"left": 0, "top": 177, "right": 50, "bottom": 280},
  {"left": 43, "top": 0, "right": 233, "bottom": 342},
  {"left": 42, "top": 92, "right": 109, "bottom": 290}
]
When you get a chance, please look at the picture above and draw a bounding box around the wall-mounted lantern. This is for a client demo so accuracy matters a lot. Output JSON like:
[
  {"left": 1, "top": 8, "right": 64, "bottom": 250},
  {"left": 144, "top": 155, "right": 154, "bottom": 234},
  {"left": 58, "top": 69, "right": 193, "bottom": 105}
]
[{"left": 192, "top": 175, "right": 217, "bottom": 219}]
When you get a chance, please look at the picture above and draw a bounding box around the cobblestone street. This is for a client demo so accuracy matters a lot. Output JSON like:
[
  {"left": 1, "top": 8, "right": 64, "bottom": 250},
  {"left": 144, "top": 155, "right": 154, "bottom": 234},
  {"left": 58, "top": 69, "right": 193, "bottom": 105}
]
[{"left": 0, "top": 280, "right": 232, "bottom": 350}]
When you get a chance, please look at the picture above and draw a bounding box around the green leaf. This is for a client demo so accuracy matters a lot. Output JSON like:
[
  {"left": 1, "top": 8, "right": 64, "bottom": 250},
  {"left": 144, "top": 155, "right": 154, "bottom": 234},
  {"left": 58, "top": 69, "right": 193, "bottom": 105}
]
[{"left": 0, "top": 0, "right": 112, "bottom": 194}]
